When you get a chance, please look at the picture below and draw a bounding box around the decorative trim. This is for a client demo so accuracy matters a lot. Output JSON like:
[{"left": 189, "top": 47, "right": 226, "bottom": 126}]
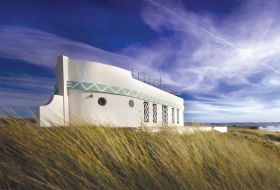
[{"left": 67, "top": 81, "right": 183, "bottom": 109}]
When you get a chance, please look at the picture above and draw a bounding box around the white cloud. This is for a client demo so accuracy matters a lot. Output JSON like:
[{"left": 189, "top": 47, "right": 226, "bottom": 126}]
[
  {"left": 123, "top": 0, "right": 280, "bottom": 121},
  {"left": 0, "top": 75, "right": 54, "bottom": 107},
  {"left": 0, "top": 25, "right": 135, "bottom": 69}
]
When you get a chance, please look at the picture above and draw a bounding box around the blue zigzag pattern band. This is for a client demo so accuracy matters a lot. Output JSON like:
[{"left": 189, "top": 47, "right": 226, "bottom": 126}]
[{"left": 67, "top": 81, "right": 183, "bottom": 109}]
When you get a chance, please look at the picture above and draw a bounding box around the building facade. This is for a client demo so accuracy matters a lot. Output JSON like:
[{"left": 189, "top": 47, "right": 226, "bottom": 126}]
[{"left": 37, "top": 55, "right": 184, "bottom": 127}]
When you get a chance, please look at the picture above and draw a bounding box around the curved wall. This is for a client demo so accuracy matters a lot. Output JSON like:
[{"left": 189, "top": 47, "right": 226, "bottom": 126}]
[
  {"left": 38, "top": 55, "right": 184, "bottom": 127},
  {"left": 67, "top": 58, "right": 184, "bottom": 127}
]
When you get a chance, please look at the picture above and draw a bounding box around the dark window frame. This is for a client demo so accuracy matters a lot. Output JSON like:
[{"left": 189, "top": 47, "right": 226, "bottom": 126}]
[
  {"left": 177, "top": 109, "right": 179, "bottom": 124},
  {"left": 162, "top": 105, "right": 168, "bottom": 125},
  {"left": 98, "top": 97, "right": 107, "bottom": 106},
  {"left": 153, "top": 104, "right": 157, "bottom": 123},
  {"left": 144, "top": 102, "right": 149, "bottom": 122},
  {"left": 172, "top": 108, "right": 175, "bottom": 124}
]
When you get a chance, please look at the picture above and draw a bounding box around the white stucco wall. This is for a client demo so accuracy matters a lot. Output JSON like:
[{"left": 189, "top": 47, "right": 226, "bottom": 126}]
[
  {"left": 56, "top": 56, "right": 69, "bottom": 125},
  {"left": 37, "top": 95, "right": 64, "bottom": 126},
  {"left": 68, "top": 91, "right": 184, "bottom": 127},
  {"left": 38, "top": 55, "right": 184, "bottom": 127},
  {"left": 69, "top": 91, "right": 144, "bottom": 127},
  {"left": 213, "top": 126, "right": 228, "bottom": 133},
  {"left": 67, "top": 59, "right": 182, "bottom": 108}
]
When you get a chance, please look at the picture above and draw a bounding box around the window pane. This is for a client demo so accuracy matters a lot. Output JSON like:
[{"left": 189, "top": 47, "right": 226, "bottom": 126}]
[
  {"left": 144, "top": 102, "right": 149, "bottom": 122},
  {"left": 177, "top": 109, "right": 179, "bottom": 124},
  {"left": 172, "top": 108, "right": 175, "bottom": 124},
  {"left": 153, "top": 104, "right": 157, "bottom": 123},
  {"left": 162, "top": 105, "right": 168, "bottom": 125}
]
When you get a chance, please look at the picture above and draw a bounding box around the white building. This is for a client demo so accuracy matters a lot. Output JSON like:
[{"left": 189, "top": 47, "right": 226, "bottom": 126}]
[{"left": 37, "top": 55, "right": 184, "bottom": 127}]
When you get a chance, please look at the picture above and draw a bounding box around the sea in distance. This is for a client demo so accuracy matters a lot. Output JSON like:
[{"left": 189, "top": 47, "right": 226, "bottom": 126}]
[{"left": 211, "top": 122, "right": 280, "bottom": 132}]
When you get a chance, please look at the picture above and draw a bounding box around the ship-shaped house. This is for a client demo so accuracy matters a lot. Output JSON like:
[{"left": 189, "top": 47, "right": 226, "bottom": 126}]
[{"left": 37, "top": 55, "right": 184, "bottom": 127}]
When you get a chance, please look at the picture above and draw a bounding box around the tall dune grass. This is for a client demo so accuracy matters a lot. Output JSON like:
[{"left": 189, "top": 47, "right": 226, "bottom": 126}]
[{"left": 0, "top": 120, "right": 280, "bottom": 190}]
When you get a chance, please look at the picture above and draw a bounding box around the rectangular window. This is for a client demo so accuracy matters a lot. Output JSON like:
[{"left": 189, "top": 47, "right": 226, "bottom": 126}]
[
  {"left": 162, "top": 105, "right": 168, "bottom": 125},
  {"left": 153, "top": 104, "right": 157, "bottom": 123},
  {"left": 177, "top": 109, "right": 179, "bottom": 124},
  {"left": 144, "top": 102, "right": 149, "bottom": 122},
  {"left": 172, "top": 108, "right": 175, "bottom": 124}
]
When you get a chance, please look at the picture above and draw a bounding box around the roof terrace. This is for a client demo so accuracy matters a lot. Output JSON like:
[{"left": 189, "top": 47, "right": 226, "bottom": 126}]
[{"left": 131, "top": 69, "right": 181, "bottom": 97}]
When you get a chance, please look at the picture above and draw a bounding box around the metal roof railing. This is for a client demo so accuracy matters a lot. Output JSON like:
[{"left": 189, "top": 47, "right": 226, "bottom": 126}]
[{"left": 131, "top": 69, "right": 181, "bottom": 97}]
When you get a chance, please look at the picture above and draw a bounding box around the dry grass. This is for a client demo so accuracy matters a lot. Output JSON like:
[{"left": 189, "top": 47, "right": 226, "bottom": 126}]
[
  {"left": 228, "top": 128, "right": 280, "bottom": 157},
  {"left": 229, "top": 128, "right": 280, "bottom": 142},
  {"left": 0, "top": 119, "right": 280, "bottom": 190}
]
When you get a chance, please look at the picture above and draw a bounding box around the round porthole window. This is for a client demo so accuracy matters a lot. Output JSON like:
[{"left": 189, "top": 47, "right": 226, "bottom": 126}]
[
  {"left": 129, "top": 99, "right": 134, "bottom": 107},
  {"left": 98, "top": 97, "right": 107, "bottom": 106}
]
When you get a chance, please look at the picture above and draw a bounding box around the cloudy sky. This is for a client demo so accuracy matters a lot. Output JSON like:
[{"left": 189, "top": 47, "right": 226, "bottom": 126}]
[{"left": 1, "top": 0, "right": 280, "bottom": 122}]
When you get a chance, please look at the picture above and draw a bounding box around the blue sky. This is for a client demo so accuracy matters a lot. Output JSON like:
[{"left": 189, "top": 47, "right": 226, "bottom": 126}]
[{"left": 1, "top": 0, "right": 280, "bottom": 122}]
